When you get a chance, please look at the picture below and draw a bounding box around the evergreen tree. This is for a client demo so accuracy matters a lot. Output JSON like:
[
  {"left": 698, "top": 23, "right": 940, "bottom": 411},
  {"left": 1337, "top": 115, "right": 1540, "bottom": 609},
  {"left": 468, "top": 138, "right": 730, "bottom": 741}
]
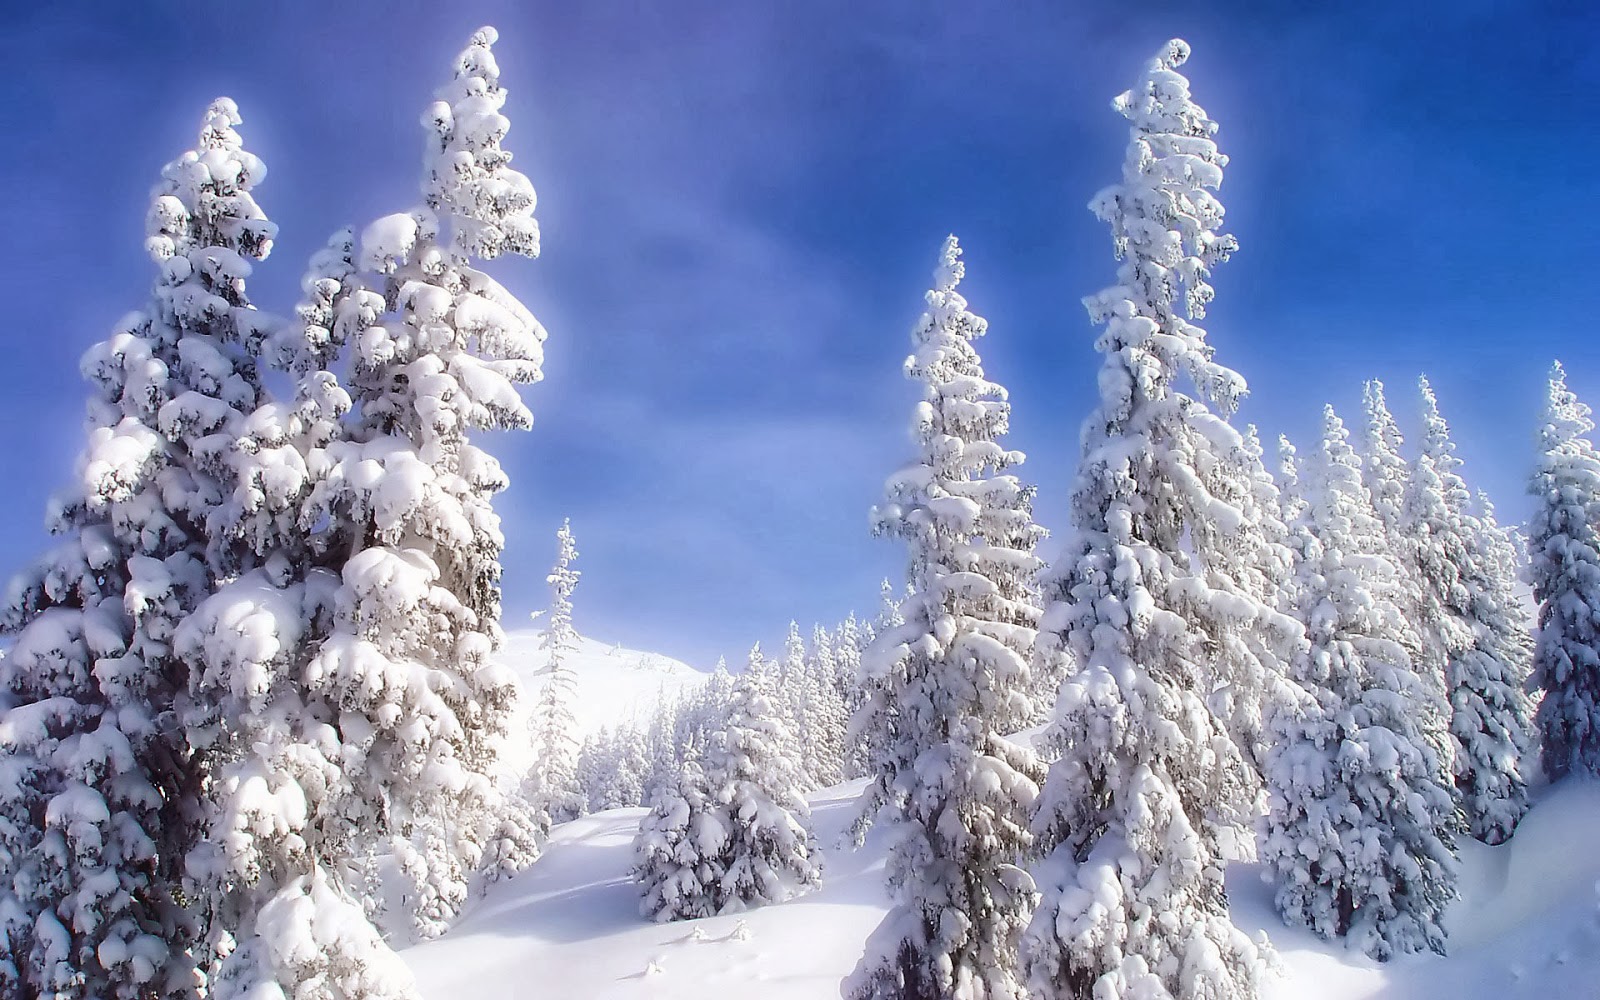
[
  {"left": 703, "top": 667, "right": 821, "bottom": 909},
  {"left": 1360, "top": 379, "right": 1412, "bottom": 537},
  {"left": 1528, "top": 362, "right": 1600, "bottom": 781},
  {"left": 632, "top": 760, "right": 726, "bottom": 922},
  {"left": 845, "top": 236, "right": 1043, "bottom": 1000},
  {"left": 845, "top": 582, "right": 905, "bottom": 799},
  {"left": 1021, "top": 41, "right": 1285, "bottom": 1000},
  {"left": 174, "top": 26, "right": 545, "bottom": 994},
  {"left": 1260, "top": 405, "right": 1459, "bottom": 960},
  {"left": 1406, "top": 377, "right": 1534, "bottom": 843},
  {"left": 807, "top": 624, "right": 848, "bottom": 787},
  {"left": 528, "top": 520, "right": 584, "bottom": 833},
  {"left": 833, "top": 614, "right": 872, "bottom": 779},
  {"left": 633, "top": 650, "right": 818, "bottom": 921},
  {"left": 776, "top": 621, "right": 821, "bottom": 788},
  {"left": 0, "top": 97, "right": 276, "bottom": 1000},
  {"left": 1359, "top": 379, "right": 1456, "bottom": 776}
]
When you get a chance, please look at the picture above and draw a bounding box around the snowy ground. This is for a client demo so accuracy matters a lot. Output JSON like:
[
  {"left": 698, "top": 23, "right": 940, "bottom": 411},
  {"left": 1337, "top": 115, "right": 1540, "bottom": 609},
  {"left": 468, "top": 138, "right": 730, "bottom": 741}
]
[
  {"left": 406, "top": 771, "right": 1600, "bottom": 999},
  {"left": 409, "top": 634, "right": 1600, "bottom": 998}
]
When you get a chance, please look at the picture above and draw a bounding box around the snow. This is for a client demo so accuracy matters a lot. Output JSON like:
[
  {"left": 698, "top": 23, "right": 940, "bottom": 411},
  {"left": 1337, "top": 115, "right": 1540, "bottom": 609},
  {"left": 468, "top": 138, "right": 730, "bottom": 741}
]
[
  {"left": 493, "top": 628, "right": 707, "bottom": 776},
  {"left": 405, "top": 781, "right": 885, "bottom": 999},
  {"left": 406, "top": 694, "right": 1600, "bottom": 1000}
]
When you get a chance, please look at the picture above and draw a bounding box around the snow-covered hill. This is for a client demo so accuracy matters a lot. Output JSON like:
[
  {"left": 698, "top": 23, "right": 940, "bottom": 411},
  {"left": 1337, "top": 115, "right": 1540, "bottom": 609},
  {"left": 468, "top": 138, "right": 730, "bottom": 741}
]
[
  {"left": 406, "top": 774, "right": 1600, "bottom": 999},
  {"left": 494, "top": 629, "right": 706, "bottom": 774}
]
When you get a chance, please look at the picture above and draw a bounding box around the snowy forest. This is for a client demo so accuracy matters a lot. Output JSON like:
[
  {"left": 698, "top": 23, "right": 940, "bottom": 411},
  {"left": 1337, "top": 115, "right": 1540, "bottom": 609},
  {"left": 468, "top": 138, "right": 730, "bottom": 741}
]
[{"left": 2, "top": 18, "right": 1598, "bottom": 1000}]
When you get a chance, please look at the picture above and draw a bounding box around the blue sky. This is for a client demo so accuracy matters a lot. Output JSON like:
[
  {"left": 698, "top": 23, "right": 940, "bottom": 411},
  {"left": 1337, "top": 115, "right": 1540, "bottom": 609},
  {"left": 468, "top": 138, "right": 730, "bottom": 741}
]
[{"left": 1, "top": 1, "right": 1595, "bottom": 669}]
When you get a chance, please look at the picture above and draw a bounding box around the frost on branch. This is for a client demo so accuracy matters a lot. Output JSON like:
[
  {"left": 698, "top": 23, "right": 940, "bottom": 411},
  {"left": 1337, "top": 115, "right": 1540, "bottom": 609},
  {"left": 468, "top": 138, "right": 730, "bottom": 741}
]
[{"left": 846, "top": 236, "right": 1044, "bottom": 1000}]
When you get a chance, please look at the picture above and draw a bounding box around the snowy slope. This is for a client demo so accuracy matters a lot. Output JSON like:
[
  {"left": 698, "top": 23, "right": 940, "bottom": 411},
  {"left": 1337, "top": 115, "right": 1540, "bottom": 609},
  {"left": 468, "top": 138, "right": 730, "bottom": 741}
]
[
  {"left": 411, "top": 748, "right": 1600, "bottom": 999},
  {"left": 494, "top": 629, "right": 706, "bottom": 775}
]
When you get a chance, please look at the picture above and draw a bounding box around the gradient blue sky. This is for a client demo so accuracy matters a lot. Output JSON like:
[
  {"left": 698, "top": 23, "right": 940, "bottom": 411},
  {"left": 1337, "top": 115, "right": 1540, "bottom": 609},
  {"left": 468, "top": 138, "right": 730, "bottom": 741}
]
[{"left": 1, "top": 1, "right": 1595, "bottom": 669}]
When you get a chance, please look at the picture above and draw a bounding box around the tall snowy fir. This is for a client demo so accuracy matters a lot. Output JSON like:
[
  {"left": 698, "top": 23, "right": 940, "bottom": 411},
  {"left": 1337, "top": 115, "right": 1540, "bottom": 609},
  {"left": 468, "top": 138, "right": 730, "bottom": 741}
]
[
  {"left": 1260, "top": 405, "right": 1459, "bottom": 960},
  {"left": 1358, "top": 379, "right": 1457, "bottom": 783},
  {"left": 0, "top": 97, "right": 277, "bottom": 1000},
  {"left": 528, "top": 519, "right": 584, "bottom": 833},
  {"left": 845, "top": 236, "right": 1044, "bottom": 1000},
  {"left": 1360, "top": 380, "right": 1412, "bottom": 539},
  {"left": 1406, "top": 377, "right": 1533, "bottom": 843},
  {"left": 1527, "top": 362, "right": 1600, "bottom": 781},
  {"left": 172, "top": 26, "right": 546, "bottom": 997},
  {"left": 1019, "top": 40, "right": 1296, "bottom": 1000}
]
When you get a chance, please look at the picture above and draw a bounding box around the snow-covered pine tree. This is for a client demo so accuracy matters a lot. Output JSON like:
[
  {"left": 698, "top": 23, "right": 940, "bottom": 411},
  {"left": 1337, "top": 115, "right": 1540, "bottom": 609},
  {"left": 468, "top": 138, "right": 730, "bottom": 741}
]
[
  {"left": 173, "top": 26, "right": 546, "bottom": 995},
  {"left": 1211, "top": 423, "right": 1303, "bottom": 774},
  {"left": 1406, "top": 377, "right": 1534, "bottom": 843},
  {"left": 832, "top": 614, "right": 872, "bottom": 779},
  {"left": 703, "top": 666, "right": 821, "bottom": 910},
  {"left": 805, "top": 624, "right": 848, "bottom": 787},
  {"left": 844, "top": 582, "right": 905, "bottom": 801},
  {"left": 1275, "top": 435, "right": 1314, "bottom": 615},
  {"left": 775, "top": 621, "right": 820, "bottom": 788},
  {"left": 845, "top": 235, "right": 1043, "bottom": 1000},
  {"left": 1020, "top": 40, "right": 1294, "bottom": 1000},
  {"left": 528, "top": 519, "right": 584, "bottom": 833},
  {"left": 632, "top": 760, "right": 726, "bottom": 921},
  {"left": 0, "top": 96, "right": 278, "bottom": 1000},
  {"left": 1260, "top": 404, "right": 1459, "bottom": 960},
  {"left": 1360, "top": 379, "right": 1412, "bottom": 537},
  {"left": 1528, "top": 361, "right": 1600, "bottom": 781},
  {"left": 673, "top": 657, "right": 734, "bottom": 767}
]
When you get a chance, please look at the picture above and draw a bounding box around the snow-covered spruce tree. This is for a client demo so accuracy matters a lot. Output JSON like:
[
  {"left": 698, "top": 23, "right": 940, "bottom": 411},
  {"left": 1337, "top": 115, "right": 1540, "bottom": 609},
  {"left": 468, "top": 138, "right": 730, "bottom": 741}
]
[
  {"left": 775, "top": 621, "right": 821, "bottom": 788},
  {"left": 1360, "top": 379, "right": 1412, "bottom": 538},
  {"left": 806, "top": 624, "right": 848, "bottom": 787},
  {"left": 844, "top": 235, "right": 1044, "bottom": 1000},
  {"left": 1528, "top": 361, "right": 1600, "bottom": 781},
  {"left": 0, "top": 97, "right": 278, "bottom": 1000},
  {"left": 1274, "top": 435, "right": 1316, "bottom": 615},
  {"left": 1020, "top": 40, "right": 1300, "bottom": 1000},
  {"left": 527, "top": 519, "right": 584, "bottom": 833},
  {"left": 1260, "top": 404, "right": 1459, "bottom": 960},
  {"left": 633, "top": 644, "right": 818, "bottom": 920},
  {"left": 174, "top": 26, "right": 546, "bottom": 995},
  {"left": 833, "top": 614, "right": 873, "bottom": 779},
  {"left": 671, "top": 657, "right": 734, "bottom": 769},
  {"left": 632, "top": 760, "right": 726, "bottom": 921},
  {"left": 1406, "top": 377, "right": 1533, "bottom": 843},
  {"left": 844, "top": 581, "right": 905, "bottom": 804},
  {"left": 703, "top": 666, "right": 821, "bottom": 910}
]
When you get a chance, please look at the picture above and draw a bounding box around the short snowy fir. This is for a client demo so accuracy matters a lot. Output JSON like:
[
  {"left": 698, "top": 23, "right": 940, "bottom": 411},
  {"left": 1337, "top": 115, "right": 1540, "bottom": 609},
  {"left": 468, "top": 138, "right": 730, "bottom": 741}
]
[
  {"left": 171, "top": 26, "right": 547, "bottom": 998},
  {"left": 525, "top": 519, "right": 585, "bottom": 836},
  {"left": 1528, "top": 362, "right": 1600, "bottom": 781},
  {"left": 1020, "top": 39, "right": 1291, "bottom": 1000},
  {"left": 0, "top": 96, "right": 277, "bottom": 1000},
  {"left": 633, "top": 649, "right": 819, "bottom": 921},
  {"left": 1403, "top": 377, "right": 1534, "bottom": 844},
  {"left": 845, "top": 235, "right": 1045, "bottom": 1000},
  {"left": 1259, "top": 405, "right": 1459, "bottom": 961}
]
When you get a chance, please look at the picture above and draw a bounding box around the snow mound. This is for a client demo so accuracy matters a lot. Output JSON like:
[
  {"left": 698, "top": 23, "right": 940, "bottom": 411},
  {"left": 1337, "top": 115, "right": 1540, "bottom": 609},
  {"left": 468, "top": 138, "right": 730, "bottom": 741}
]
[{"left": 408, "top": 773, "right": 1600, "bottom": 999}]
